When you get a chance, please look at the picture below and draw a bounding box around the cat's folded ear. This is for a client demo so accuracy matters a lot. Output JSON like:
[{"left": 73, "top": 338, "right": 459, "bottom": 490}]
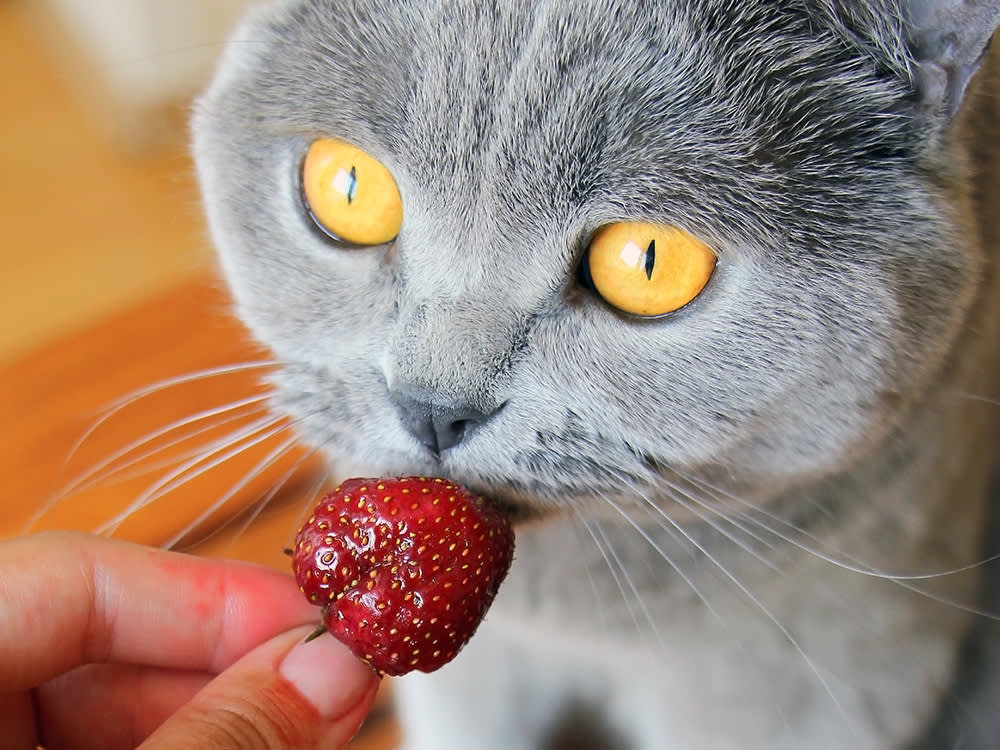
[{"left": 905, "top": 0, "right": 1000, "bottom": 118}]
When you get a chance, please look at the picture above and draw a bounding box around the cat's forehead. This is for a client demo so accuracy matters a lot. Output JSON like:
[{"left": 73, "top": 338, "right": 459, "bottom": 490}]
[{"left": 224, "top": 0, "right": 914, "bottom": 251}]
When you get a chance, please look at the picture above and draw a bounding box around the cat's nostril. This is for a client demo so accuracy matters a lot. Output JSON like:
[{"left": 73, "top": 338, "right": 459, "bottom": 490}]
[{"left": 391, "top": 386, "right": 497, "bottom": 457}]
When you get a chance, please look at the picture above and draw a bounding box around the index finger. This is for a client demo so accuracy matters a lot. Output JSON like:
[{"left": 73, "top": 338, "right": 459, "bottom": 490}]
[{"left": 0, "top": 531, "right": 318, "bottom": 691}]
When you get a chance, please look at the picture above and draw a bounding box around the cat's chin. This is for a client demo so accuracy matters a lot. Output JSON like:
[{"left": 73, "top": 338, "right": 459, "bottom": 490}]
[{"left": 476, "top": 491, "right": 558, "bottom": 528}]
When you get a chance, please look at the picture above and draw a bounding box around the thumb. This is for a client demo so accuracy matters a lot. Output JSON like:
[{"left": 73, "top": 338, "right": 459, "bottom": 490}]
[{"left": 140, "top": 626, "right": 381, "bottom": 750}]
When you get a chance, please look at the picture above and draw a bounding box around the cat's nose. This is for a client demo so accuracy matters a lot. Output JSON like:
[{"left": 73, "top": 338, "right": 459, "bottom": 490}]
[{"left": 391, "top": 386, "right": 497, "bottom": 457}]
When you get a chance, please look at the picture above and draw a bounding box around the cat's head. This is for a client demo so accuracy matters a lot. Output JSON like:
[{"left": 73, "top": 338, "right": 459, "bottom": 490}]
[{"left": 193, "top": 0, "right": 998, "bottom": 518}]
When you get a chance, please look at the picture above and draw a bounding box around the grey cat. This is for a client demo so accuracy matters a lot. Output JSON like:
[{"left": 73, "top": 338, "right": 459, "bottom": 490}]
[{"left": 192, "top": 0, "right": 1000, "bottom": 747}]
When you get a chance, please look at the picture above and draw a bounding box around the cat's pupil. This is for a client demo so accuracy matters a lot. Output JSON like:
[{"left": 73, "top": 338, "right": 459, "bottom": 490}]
[
  {"left": 346, "top": 166, "right": 358, "bottom": 205},
  {"left": 644, "top": 239, "right": 656, "bottom": 280}
]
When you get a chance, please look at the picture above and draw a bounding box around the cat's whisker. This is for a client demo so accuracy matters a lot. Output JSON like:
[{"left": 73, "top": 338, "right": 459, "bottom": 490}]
[
  {"left": 673, "top": 472, "right": 1000, "bottom": 624},
  {"left": 94, "top": 412, "right": 293, "bottom": 537},
  {"left": 609, "top": 477, "right": 856, "bottom": 729},
  {"left": 216, "top": 451, "right": 326, "bottom": 552},
  {"left": 565, "top": 510, "right": 618, "bottom": 633},
  {"left": 593, "top": 487, "right": 721, "bottom": 630},
  {"left": 48, "top": 395, "right": 272, "bottom": 504},
  {"left": 192, "top": 430, "right": 338, "bottom": 555},
  {"left": 668, "top": 471, "right": 1000, "bottom": 707},
  {"left": 949, "top": 389, "right": 1000, "bottom": 407},
  {"left": 652, "top": 476, "right": 784, "bottom": 573},
  {"left": 66, "top": 408, "right": 274, "bottom": 497},
  {"left": 679, "top": 470, "right": 1000, "bottom": 586},
  {"left": 573, "top": 511, "right": 651, "bottom": 642},
  {"left": 24, "top": 409, "right": 268, "bottom": 535},
  {"left": 59, "top": 360, "right": 281, "bottom": 479},
  {"left": 615, "top": 480, "right": 836, "bottom": 737},
  {"left": 162, "top": 433, "right": 306, "bottom": 550}
]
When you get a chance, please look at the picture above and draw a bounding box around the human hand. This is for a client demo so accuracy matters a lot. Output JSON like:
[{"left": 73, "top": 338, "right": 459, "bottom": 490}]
[{"left": 0, "top": 531, "right": 381, "bottom": 750}]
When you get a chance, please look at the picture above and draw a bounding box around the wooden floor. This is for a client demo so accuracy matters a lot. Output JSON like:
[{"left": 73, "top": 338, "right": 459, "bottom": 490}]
[{"left": 0, "top": 4, "right": 399, "bottom": 746}]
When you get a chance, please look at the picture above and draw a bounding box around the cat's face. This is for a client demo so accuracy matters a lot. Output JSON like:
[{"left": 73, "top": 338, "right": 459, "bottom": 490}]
[{"left": 193, "top": 0, "right": 976, "bottom": 518}]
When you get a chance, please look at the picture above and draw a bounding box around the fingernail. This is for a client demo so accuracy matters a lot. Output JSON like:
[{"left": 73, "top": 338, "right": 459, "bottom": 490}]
[{"left": 279, "top": 628, "right": 377, "bottom": 719}]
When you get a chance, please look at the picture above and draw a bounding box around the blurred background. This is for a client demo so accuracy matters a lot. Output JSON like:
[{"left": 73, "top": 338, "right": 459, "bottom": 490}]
[
  {"left": 1, "top": 0, "right": 251, "bottom": 364},
  {"left": 0, "top": 0, "right": 284, "bottom": 549}
]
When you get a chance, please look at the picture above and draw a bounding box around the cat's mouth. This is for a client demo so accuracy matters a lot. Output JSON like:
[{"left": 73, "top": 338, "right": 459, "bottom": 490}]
[
  {"left": 485, "top": 493, "right": 555, "bottom": 526},
  {"left": 451, "top": 476, "right": 557, "bottom": 526}
]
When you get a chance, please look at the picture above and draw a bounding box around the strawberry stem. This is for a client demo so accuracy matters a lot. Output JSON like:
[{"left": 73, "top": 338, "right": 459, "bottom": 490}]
[{"left": 304, "top": 623, "right": 328, "bottom": 643}]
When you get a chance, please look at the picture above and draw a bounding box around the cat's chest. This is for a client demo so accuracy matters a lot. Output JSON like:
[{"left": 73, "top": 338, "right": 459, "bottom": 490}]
[{"left": 480, "top": 516, "right": 968, "bottom": 749}]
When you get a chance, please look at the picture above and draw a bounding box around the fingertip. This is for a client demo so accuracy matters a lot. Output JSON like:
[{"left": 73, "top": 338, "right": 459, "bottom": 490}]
[
  {"left": 139, "top": 626, "right": 381, "bottom": 750},
  {"left": 279, "top": 628, "right": 381, "bottom": 742}
]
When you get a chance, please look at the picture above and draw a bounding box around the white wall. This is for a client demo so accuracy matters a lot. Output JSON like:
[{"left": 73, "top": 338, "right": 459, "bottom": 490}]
[
  {"left": 38, "top": 0, "right": 256, "bottom": 147},
  {"left": 45, "top": 0, "right": 253, "bottom": 104}
]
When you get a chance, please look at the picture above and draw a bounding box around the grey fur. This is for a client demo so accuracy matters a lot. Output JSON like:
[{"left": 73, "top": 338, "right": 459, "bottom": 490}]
[{"left": 192, "top": 1, "right": 1000, "bottom": 747}]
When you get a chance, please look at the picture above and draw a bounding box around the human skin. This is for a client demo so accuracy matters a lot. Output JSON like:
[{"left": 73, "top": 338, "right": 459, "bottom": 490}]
[{"left": 0, "top": 531, "right": 380, "bottom": 750}]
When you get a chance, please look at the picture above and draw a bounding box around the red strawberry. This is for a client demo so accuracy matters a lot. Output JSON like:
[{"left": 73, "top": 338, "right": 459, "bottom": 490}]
[{"left": 291, "top": 476, "right": 515, "bottom": 676}]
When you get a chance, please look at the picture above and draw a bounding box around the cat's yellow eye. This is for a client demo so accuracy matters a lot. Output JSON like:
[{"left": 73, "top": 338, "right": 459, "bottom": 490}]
[
  {"left": 301, "top": 138, "right": 403, "bottom": 246},
  {"left": 584, "top": 222, "right": 716, "bottom": 317}
]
